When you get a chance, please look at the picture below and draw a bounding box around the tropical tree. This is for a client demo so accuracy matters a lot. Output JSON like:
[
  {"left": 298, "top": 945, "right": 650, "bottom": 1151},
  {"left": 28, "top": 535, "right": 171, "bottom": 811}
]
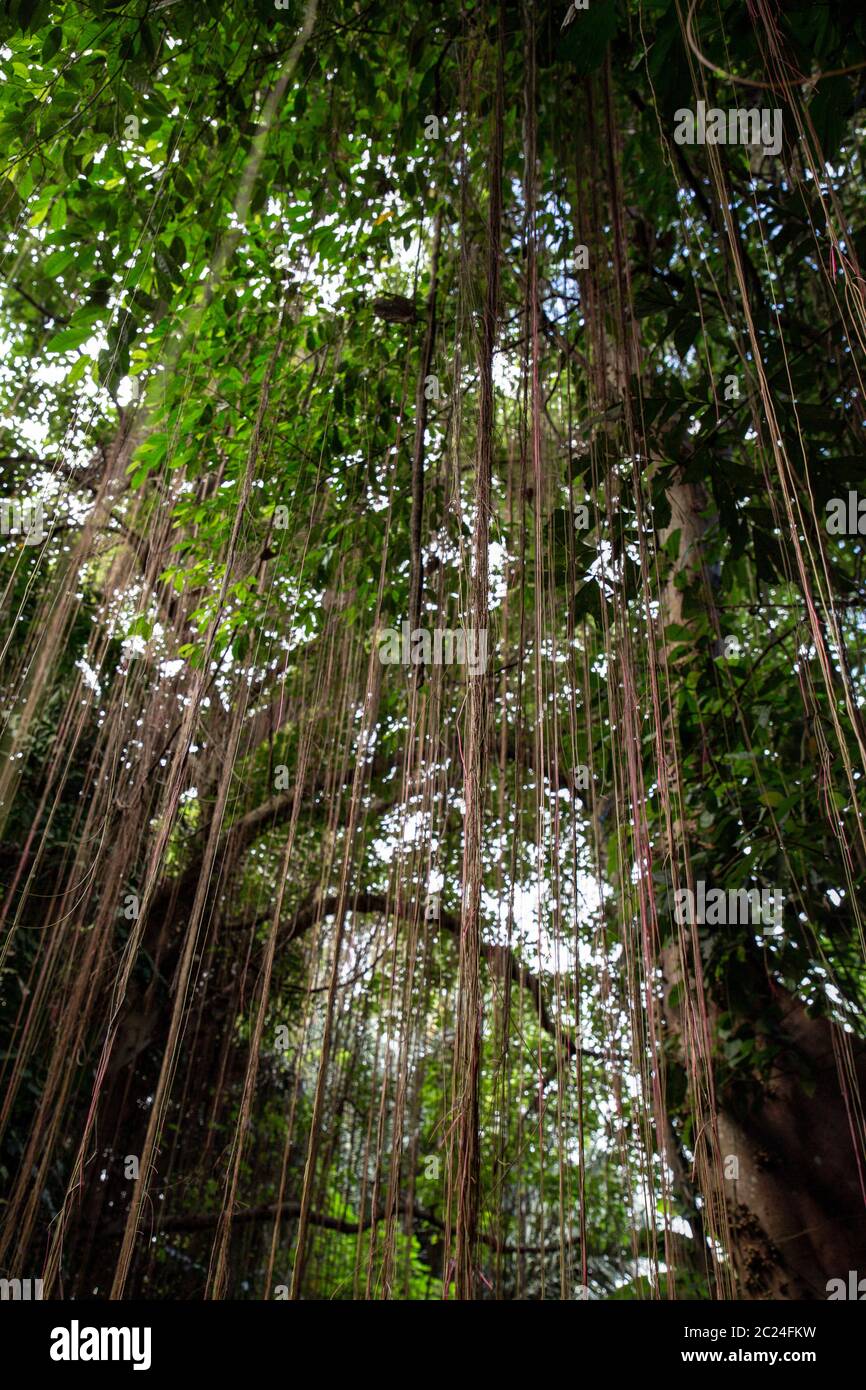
[{"left": 0, "top": 0, "right": 865, "bottom": 1300}]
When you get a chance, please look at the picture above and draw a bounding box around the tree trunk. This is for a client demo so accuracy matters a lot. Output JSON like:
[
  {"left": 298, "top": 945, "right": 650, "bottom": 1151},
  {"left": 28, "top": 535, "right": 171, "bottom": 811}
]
[
  {"left": 716, "top": 991, "right": 866, "bottom": 1298},
  {"left": 660, "top": 478, "right": 866, "bottom": 1298}
]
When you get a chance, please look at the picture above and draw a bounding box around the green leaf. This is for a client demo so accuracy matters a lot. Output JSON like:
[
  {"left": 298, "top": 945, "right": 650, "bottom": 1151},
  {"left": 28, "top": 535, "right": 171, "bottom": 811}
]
[
  {"left": 44, "top": 309, "right": 102, "bottom": 353},
  {"left": 126, "top": 614, "right": 153, "bottom": 641},
  {"left": 634, "top": 281, "right": 674, "bottom": 319},
  {"left": 574, "top": 580, "right": 603, "bottom": 625},
  {"left": 42, "top": 25, "right": 63, "bottom": 61},
  {"left": 42, "top": 246, "right": 76, "bottom": 276},
  {"left": 0, "top": 180, "right": 22, "bottom": 226}
]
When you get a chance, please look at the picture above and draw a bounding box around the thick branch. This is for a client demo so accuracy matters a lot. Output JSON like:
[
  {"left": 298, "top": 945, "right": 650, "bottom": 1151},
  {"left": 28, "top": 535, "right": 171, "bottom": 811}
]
[
  {"left": 289, "top": 890, "right": 595, "bottom": 1058},
  {"left": 102, "top": 1196, "right": 567, "bottom": 1255}
]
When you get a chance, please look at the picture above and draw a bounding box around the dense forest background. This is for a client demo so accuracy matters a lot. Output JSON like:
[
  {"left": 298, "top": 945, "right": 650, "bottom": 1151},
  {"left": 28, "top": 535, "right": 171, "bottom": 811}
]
[{"left": 0, "top": 0, "right": 865, "bottom": 1301}]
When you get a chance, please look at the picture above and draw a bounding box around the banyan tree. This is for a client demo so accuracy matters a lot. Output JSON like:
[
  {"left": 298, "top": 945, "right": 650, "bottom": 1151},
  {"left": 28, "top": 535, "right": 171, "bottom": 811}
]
[{"left": 0, "top": 0, "right": 865, "bottom": 1302}]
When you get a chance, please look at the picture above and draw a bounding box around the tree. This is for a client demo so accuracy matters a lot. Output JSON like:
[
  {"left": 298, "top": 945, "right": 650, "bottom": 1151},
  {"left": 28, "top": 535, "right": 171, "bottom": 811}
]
[{"left": 0, "top": 0, "right": 864, "bottom": 1300}]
